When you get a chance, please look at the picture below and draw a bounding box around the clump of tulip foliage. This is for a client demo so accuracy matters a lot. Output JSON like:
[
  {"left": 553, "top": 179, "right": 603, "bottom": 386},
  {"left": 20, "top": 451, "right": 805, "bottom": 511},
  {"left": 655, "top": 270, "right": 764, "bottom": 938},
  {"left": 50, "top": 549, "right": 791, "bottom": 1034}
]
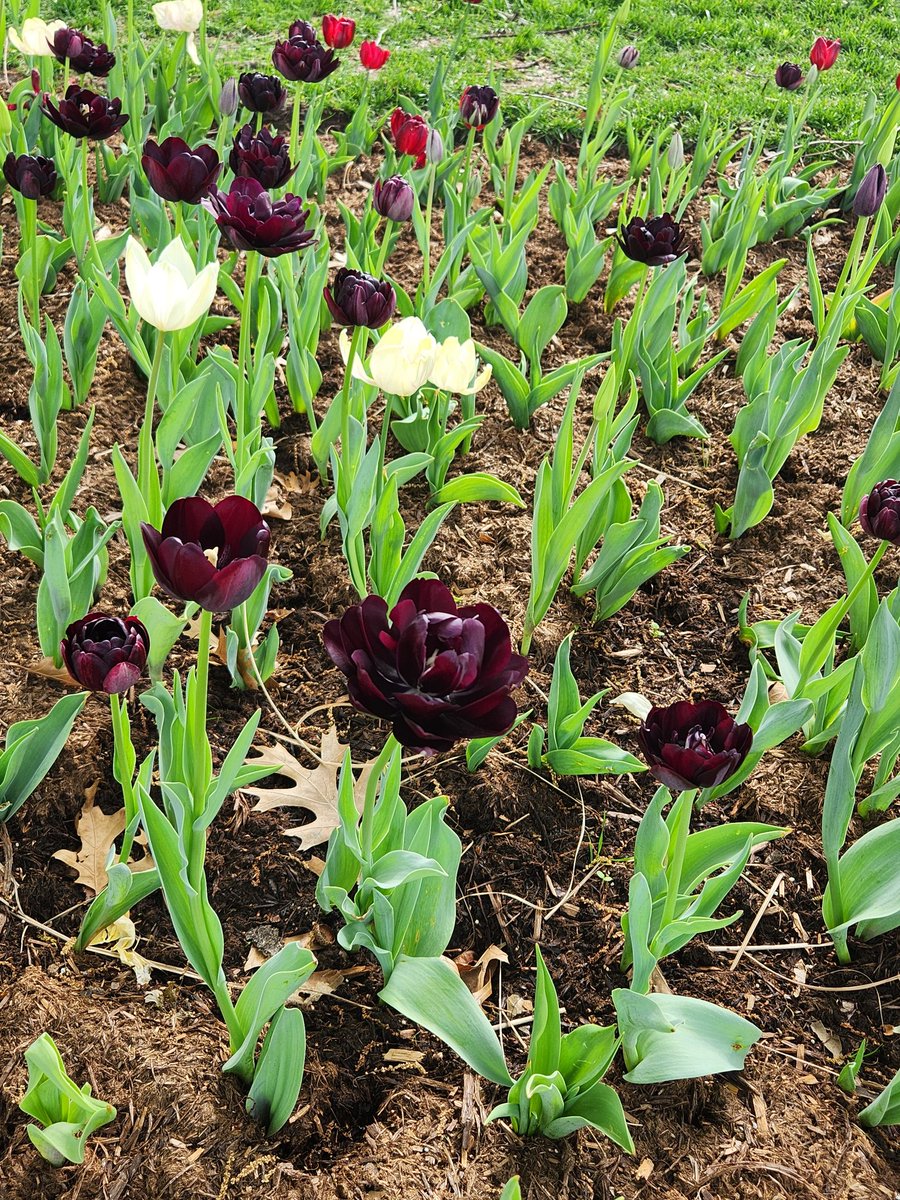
[{"left": 0, "top": 0, "right": 899, "bottom": 1167}]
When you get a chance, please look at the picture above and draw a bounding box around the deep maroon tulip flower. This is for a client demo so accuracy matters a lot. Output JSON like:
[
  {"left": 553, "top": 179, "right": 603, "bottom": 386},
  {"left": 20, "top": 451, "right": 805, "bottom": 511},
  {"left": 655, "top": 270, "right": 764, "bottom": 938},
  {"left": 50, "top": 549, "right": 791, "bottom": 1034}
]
[
  {"left": 638, "top": 700, "right": 753, "bottom": 792},
  {"left": 204, "top": 177, "right": 314, "bottom": 257},
  {"left": 322, "top": 14, "right": 355, "bottom": 48},
  {"left": 42, "top": 85, "right": 128, "bottom": 140},
  {"left": 324, "top": 268, "right": 396, "bottom": 327},
  {"left": 229, "top": 123, "right": 293, "bottom": 189},
  {"left": 774, "top": 62, "right": 804, "bottom": 90},
  {"left": 61, "top": 613, "right": 150, "bottom": 695},
  {"left": 238, "top": 72, "right": 288, "bottom": 114},
  {"left": 360, "top": 40, "right": 390, "bottom": 70},
  {"left": 323, "top": 580, "right": 529, "bottom": 753},
  {"left": 373, "top": 174, "right": 414, "bottom": 222},
  {"left": 853, "top": 164, "right": 887, "bottom": 218},
  {"left": 3, "top": 152, "right": 57, "bottom": 199},
  {"left": 272, "top": 35, "right": 339, "bottom": 82},
  {"left": 389, "top": 108, "right": 428, "bottom": 162},
  {"left": 141, "top": 497, "right": 271, "bottom": 612},
  {"left": 49, "top": 28, "right": 115, "bottom": 75},
  {"left": 618, "top": 213, "right": 684, "bottom": 266},
  {"left": 860, "top": 480, "right": 900, "bottom": 545},
  {"left": 288, "top": 19, "right": 318, "bottom": 41},
  {"left": 459, "top": 85, "right": 499, "bottom": 130},
  {"left": 142, "top": 137, "right": 221, "bottom": 204},
  {"left": 809, "top": 36, "right": 840, "bottom": 70}
]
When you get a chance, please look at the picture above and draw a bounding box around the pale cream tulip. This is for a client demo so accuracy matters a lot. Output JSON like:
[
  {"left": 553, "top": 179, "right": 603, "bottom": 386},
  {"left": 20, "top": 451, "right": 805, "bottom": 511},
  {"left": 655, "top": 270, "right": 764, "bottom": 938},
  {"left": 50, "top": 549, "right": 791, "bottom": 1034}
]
[
  {"left": 429, "top": 336, "right": 492, "bottom": 394},
  {"left": 152, "top": 0, "right": 203, "bottom": 32},
  {"left": 124, "top": 236, "right": 218, "bottom": 332},
  {"left": 8, "top": 18, "right": 67, "bottom": 57},
  {"left": 341, "top": 317, "right": 437, "bottom": 396}
]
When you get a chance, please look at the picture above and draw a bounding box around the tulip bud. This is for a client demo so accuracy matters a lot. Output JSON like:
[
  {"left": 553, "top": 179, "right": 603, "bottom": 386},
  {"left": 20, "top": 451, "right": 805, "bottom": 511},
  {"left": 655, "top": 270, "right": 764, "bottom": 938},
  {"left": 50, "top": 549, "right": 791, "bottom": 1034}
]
[
  {"left": 321, "top": 13, "right": 355, "bottom": 49},
  {"left": 219, "top": 76, "right": 239, "bottom": 116},
  {"left": 774, "top": 62, "right": 804, "bottom": 90},
  {"left": 853, "top": 163, "right": 887, "bottom": 218},
  {"left": 373, "top": 174, "right": 414, "bottom": 222},
  {"left": 425, "top": 128, "right": 444, "bottom": 164},
  {"left": 860, "top": 480, "right": 900, "bottom": 544},
  {"left": 616, "top": 45, "right": 639, "bottom": 68},
  {"left": 389, "top": 108, "right": 429, "bottom": 160},
  {"left": 667, "top": 132, "right": 684, "bottom": 170}
]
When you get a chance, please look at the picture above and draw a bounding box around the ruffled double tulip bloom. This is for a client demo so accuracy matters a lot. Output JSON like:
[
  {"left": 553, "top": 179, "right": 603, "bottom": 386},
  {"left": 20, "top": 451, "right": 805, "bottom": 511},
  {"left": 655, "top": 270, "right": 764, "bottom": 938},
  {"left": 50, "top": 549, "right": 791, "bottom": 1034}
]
[
  {"left": 42, "top": 86, "right": 128, "bottom": 140},
  {"left": 62, "top": 613, "right": 150, "bottom": 695},
  {"left": 459, "top": 85, "right": 499, "bottom": 130},
  {"left": 390, "top": 109, "right": 428, "bottom": 162},
  {"left": 238, "top": 72, "right": 287, "bottom": 114},
  {"left": 341, "top": 316, "right": 491, "bottom": 395},
  {"left": 323, "top": 579, "right": 528, "bottom": 753},
  {"left": 229, "top": 124, "right": 293, "bottom": 189},
  {"left": 49, "top": 28, "right": 115, "bottom": 76},
  {"left": 142, "top": 137, "right": 221, "bottom": 204},
  {"left": 324, "top": 269, "right": 396, "bottom": 328},
  {"left": 125, "top": 237, "right": 219, "bottom": 332},
  {"left": 141, "top": 497, "right": 271, "bottom": 612},
  {"left": 322, "top": 14, "right": 355, "bottom": 48},
  {"left": 860, "top": 480, "right": 900, "bottom": 545},
  {"left": 774, "top": 62, "right": 804, "bottom": 90},
  {"left": 638, "top": 700, "right": 753, "bottom": 792},
  {"left": 3, "top": 152, "right": 57, "bottom": 199},
  {"left": 618, "top": 213, "right": 684, "bottom": 266},
  {"left": 359, "top": 40, "right": 390, "bottom": 70},
  {"left": 204, "top": 178, "right": 314, "bottom": 256},
  {"left": 373, "top": 175, "right": 414, "bottom": 222},
  {"left": 809, "top": 36, "right": 840, "bottom": 70},
  {"left": 272, "top": 33, "right": 339, "bottom": 83}
]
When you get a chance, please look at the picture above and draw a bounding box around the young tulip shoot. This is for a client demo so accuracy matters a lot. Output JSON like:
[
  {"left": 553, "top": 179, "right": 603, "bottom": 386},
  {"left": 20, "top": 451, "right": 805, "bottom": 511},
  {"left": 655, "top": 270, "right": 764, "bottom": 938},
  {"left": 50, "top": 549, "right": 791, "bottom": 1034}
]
[
  {"left": 229, "top": 124, "right": 293, "bottom": 189},
  {"left": 324, "top": 268, "right": 396, "bottom": 327},
  {"left": 638, "top": 700, "right": 753, "bottom": 791},
  {"left": 142, "top": 137, "right": 221, "bottom": 204},
  {"left": 61, "top": 613, "right": 150, "bottom": 694},
  {"left": 459, "top": 85, "right": 499, "bottom": 129},
  {"left": 618, "top": 213, "right": 684, "bottom": 266},
  {"left": 42, "top": 86, "right": 128, "bottom": 139},
  {"left": 141, "top": 496, "right": 271, "bottom": 612},
  {"left": 323, "top": 579, "right": 528, "bottom": 753},
  {"left": 203, "top": 178, "right": 314, "bottom": 256},
  {"left": 859, "top": 480, "right": 900, "bottom": 545},
  {"left": 774, "top": 62, "right": 804, "bottom": 90},
  {"left": 360, "top": 40, "right": 390, "bottom": 70},
  {"left": 809, "top": 36, "right": 840, "bottom": 70}
]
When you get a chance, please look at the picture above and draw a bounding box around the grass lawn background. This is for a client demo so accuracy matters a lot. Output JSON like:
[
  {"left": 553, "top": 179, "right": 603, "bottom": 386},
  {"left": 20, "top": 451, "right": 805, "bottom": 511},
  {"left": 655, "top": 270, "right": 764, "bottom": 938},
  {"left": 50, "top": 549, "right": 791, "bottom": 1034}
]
[{"left": 42, "top": 0, "right": 900, "bottom": 142}]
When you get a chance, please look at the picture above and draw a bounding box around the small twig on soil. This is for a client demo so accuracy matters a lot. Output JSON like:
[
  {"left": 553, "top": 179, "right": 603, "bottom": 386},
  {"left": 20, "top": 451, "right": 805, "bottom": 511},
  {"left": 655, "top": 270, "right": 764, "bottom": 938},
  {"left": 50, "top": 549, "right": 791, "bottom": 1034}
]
[
  {"left": 624, "top": 456, "right": 714, "bottom": 495},
  {"left": 708, "top": 941, "right": 829, "bottom": 953},
  {"left": 730, "top": 871, "right": 785, "bottom": 970},
  {"left": 742, "top": 950, "right": 900, "bottom": 994}
]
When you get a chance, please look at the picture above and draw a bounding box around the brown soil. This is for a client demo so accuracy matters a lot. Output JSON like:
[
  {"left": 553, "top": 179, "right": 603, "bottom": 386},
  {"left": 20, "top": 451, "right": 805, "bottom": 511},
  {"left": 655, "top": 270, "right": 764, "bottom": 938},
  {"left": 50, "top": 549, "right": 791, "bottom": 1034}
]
[{"left": 1, "top": 130, "right": 899, "bottom": 1200}]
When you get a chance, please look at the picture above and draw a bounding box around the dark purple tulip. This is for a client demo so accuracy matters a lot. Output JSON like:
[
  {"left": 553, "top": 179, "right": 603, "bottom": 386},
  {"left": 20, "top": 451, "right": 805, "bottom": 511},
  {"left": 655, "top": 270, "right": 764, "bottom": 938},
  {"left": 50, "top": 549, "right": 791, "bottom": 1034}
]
[
  {"left": 3, "top": 152, "right": 57, "bottom": 199},
  {"left": 859, "top": 480, "right": 900, "bottom": 545},
  {"left": 41, "top": 85, "right": 128, "bottom": 140},
  {"left": 774, "top": 62, "right": 804, "bottom": 90},
  {"left": 142, "top": 137, "right": 221, "bottom": 204},
  {"left": 853, "top": 164, "right": 888, "bottom": 219},
  {"left": 272, "top": 36, "right": 339, "bottom": 83},
  {"left": 238, "top": 72, "right": 288, "bottom": 115},
  {"left": 141, "top": 497, "right": 271, "bottom": 612},
  {"left": 48, "top": 28, "right": 115, "bottom": 75},
  {"left": 373, "top": 175, "right": 414, "bottom": 222},
  {"left": 638, "top": 700, "right": 753, "bottom": 792},
  {"left": 618, "top": 213, "right": 684, "bottom": 266},
  {"left": 229, "top": 124, "right": 293, "bottom": 189},
  {"left": 61, "top": 612, "right": 150, "bottom": 695},
  {"left": 323, "top": 579, "right": 529, "bottom": 754},
  {"left": 203, "top": 177, "right": 314, "bottom": 257},
  {"left": 288, "top": 19, "right": 318, "bottom": 41},
  {"left": 459, "top": 85, "right": 499, "bottom": 130},
  {"left": 324, "top": 268, "right": 396, "bottom": 328}
]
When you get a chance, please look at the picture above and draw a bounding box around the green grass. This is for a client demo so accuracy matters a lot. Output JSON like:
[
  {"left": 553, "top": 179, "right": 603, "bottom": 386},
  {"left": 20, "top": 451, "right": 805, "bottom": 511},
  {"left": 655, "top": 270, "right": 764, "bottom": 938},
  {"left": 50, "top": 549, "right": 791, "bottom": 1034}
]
[{"left": 50, "top": 0, "right": 899, "bottom": 142}]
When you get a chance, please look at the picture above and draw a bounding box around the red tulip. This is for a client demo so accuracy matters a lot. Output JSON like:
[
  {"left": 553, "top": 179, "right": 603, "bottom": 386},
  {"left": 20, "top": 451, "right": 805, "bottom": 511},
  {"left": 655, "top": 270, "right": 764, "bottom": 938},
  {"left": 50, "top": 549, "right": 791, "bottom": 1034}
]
[
  {"left": 360, "top": 40, "right": 390, "bottom": 70},
  {"left": 809, "top": 36, "right": 840, "bottom": 70},
  {"left": 322, "top": 13, "right": 355, "bottom": 48},
  {"left": 389, "top": 108, "right": 428, "bottom": 162}
]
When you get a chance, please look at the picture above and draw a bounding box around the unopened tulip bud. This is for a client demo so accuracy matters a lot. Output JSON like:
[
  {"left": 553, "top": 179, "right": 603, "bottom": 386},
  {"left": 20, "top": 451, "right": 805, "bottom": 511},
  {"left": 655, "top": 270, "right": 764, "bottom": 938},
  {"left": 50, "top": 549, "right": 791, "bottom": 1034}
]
[
  {"left": 425, "top": 127, "right": 444, "bottom": 164},
  {"left": 667, "top": 132, "right": 684, "bottom": 169},
  {"left": 373, "top": 175, "right": 414, "bottom": 222},
  {"left": 616, "top": 45, "right": 639, "bottom": 68},
  {"left": 219, "top": 77, "right": 239, "bottom": 116},
  {"left": 853, "top": 163, "right": 887, "bottom": 218}
]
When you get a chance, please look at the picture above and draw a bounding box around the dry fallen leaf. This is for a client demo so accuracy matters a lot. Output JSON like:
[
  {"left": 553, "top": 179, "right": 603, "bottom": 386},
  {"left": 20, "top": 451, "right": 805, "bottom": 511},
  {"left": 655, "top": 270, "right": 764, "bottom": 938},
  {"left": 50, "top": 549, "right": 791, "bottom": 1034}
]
[
  {"left": 27, "top": 657, "right": 80, "bottom": 687},
  {"left": 53, "top": 785, "right": 126, "bottom": 895},
  {"left": 263, "top": 479, "right": 293, "bottom": 521},
  {"left": 455, "top": 944, "right": 508, "bottom": 1004},
  {"left": 242, "top": 726, "right": 376, "bottom": 850},
  {"left": 87, "top": 917, "right": 152, "bottom": 985}
]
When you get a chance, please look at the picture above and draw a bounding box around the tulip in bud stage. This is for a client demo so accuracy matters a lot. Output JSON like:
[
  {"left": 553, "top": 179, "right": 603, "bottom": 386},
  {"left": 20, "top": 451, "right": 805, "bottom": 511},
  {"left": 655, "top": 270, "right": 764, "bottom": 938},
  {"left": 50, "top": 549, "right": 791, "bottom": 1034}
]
[
  {"left": 425, "top": 128, "right": 444, "bottom": 164},
  {"left": 373, "top": 174, "right": 414, "bottom": 221},
  {"left": 774, "top": 62, "right": 804, "bottom": 90},
  {"left": 324, "top": 268, "right": 396, "bottom": 328},
  {"left": 288, "top": 19, "right": 318, "bottom": 41},
  {"left": 860, "top": 480, "right": 900, "bottom": 545},
  {"left": 852, "top": 163, "right": 887, "bottom": 218},
  {"left": 390, "top": 108, "right": 428, "bottom": 161},
  {"left": 219, "top": 77, "right": 239, "bottom": 116},
  {"left": 616, "top": 45, "right": 639, "bottom": 68},
  {"left": 667, "top": 132, "right": 685, "bottom": 170}
]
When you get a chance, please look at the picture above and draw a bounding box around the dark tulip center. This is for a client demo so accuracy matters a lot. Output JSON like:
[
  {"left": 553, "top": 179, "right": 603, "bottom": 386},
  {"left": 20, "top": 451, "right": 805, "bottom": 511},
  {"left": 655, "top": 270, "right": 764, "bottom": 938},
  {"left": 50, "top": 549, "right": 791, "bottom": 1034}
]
[{"left": 683, "top": 725, "right": 713, "bottom": 755}]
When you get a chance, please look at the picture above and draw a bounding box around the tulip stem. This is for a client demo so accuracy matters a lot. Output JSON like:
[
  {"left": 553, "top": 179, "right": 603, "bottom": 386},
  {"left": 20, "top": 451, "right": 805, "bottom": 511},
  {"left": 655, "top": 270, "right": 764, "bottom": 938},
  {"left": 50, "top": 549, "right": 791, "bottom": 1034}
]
[
  {"left": 80, "top": 139, "right": 104, "bottom": 281},
  {"left": 138, "top": 332, "right": 166, "bottom": 509},
  {"left": 22, "top": 197, "right": 41, "bottom": 331},
  {"left": 236, "top": 252, "right": 263, "bottom": 487},
  {"left": 374, "top": 218, "right": 394, "bottom": 278},
  {"left": 420, "top": 162, "right": 437, "bottom": 307},
  {"left": 289, "top": 81, "right": 303, "bottom": 171},
  {"left": 825, "top": 215, "right": 869, "bottom": 335},
  {"left": 340, "top": 324, "right": 366, "bottom": 469},
  {"left": 110, "top": 693, "right": 138, "bottom": 865},
  {"left": 191, "top": 606, "right": 213, "bottom": 815},
  {"left": 661, "top": 788, "right": 696, "bottom": 929}
]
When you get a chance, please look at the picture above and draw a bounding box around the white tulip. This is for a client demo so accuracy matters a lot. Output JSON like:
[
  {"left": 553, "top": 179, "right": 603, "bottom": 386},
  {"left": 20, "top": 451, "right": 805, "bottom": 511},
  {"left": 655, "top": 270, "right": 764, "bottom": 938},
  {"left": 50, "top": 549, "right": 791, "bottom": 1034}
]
[
  {"left": 125, "top": 236, "right": 218, "bottom": 332},
  {"left": 341, "top": 317, "right": 437, "bottom": 396},
  {"left": 8, "top": 18, "right": 67, "bottom": 57},
  {"left": 429, "top": 336, "right": 492, "bottom": 394},
  {"left": 152, "top": 0, "right": 203, "bottom": 33}
]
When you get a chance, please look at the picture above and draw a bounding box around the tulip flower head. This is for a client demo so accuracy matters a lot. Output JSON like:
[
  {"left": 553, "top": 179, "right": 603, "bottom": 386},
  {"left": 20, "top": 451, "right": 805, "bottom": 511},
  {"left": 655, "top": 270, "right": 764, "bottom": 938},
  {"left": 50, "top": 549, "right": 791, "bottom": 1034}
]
[
  {"left": 425, "top": 128, "right": 444, "bottom": 164},
  {"left": 229, "top": 124, "right": 293, "bottom": 189},
  {"left": 809, "top": 36, "right": 840, "bottom": 70},
  {"left": 618, "top": 213, "right": 684, "bottom": 266},
  {"left": 272, "top": 35, "right": 339, "bottom": 82},
  {"left": 429, "top": 337, "right": 492, "bottom": 394},
  {"left": 323, "top": 579, "right": 529, "bottom": 753},
  {"left": 324, "top": 269, "right": 396, "bottom": 328},
  {"left": 616, "top": 45, "right": 640, "bottom": 68},
  {"left": 322, "top": 14, "right": 355, "bottom": 48},
  {"left": 667, "top": 132, "right": 685, "bottom": 170},
  {"left": 774, "top": 62, "right": 804, "bottom": 90},
  {"left": 638, "top": 700, "right": 753, "bottom": 792},
  {"left": 42, "top": 86, "right": 128, "bottom": 140},
  {"left": 289, "top": 19, "right": 319, "bottom": 41},
  {"left": 341, "top": 316, "right": 437, "bottom": 395},
  {"left": 238, "top": 72, "right": 288, "bottom": 114},
  {"left": 124, "top": 236, "right": 219, "bottom": 332},
  {"left": 142, "top": 137, "right": 221, "bottom": 204},
  {"left": 141, "top": 496, "right": 271, "bottom": 612},
  {"left": 373, "top": 174, "right": 414, "bottom": 221},
  {"left": 3, "top": 152, "right": 57, "bottom": 199},
  {"left": 49, "top": 28, "right": 115, "bottom": 75},
  {"left": 359, "top": 40, "right": 390, "bottom": 71},
  {"left": 8, "top": 18, "right": 67, "bottom": 57},
  {"left": 860, "top": 480, "right": 900, "bottom": 545},
  {"left": 152, "top": 0, "right": 203, "bottom": 32},
  {"left": 219, "top": 77, "right": 239, "bottom": 116},
  {"left": 204, "top": 177, "right": 314, "bottom": 256},
  {"left": 459, "top": 85, "right": 499, "bottom": 129},
  {"left": 853, "top": 163, "right": 887, "bottom": 219},
  {"left": 61, "top": 613, "right": 150, "bottom": 695},
  {"left": 390, "top": 108, "right": 428, "bottom": 162}
]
